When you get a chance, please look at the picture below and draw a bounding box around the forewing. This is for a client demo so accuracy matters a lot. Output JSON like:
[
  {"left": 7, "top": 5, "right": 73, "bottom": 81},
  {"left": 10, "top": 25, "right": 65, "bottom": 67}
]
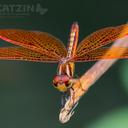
[
  {"left": 73, "top": 47, "right": 128, "bottom": 62},
  {"left": 0, "top": 47, "right": 60, "bottom": 63},
  {"left": 0, "top": 29, "right": 67, "bottom": 60},
  {"left": 76, "top": 24, "right": 128, "bottom": 57}
]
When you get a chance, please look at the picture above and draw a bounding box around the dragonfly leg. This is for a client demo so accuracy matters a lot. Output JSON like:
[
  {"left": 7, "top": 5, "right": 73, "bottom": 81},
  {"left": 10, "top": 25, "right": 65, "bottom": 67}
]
[
  {"left": 69, "top": 101, "right": 79, "bottom": 115},
  {"left": 78, "top": 79, "right": 87, "bottom": 92},
  {"left": 61, "top": 91, "right": 70, "bottom": 108},
  {"left": 74, "top": 75, "right": 86, "bottom": 92},
  {"left": 70, "top": 78, "right": 86, "bottom": 92},
  {"left": 60, "top": 88, "right": 79, "bottom": 117},
  {"left": 67, "top": 88, "right": 79, "bottom": 115},
  {"left": 70, "top": 87, "right": 75, "bottom": 104}
]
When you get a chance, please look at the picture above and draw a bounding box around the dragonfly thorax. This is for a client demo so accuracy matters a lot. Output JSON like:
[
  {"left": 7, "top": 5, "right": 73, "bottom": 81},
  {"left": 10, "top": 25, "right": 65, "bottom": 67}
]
[{"left": 53, "top": 75, "right": 72, "bottom": 92}]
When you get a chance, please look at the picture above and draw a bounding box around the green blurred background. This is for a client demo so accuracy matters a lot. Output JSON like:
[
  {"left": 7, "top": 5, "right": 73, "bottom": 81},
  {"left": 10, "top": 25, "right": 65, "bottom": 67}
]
[{"left": 0, "top": 0, "right": 127, "bottom": 128}]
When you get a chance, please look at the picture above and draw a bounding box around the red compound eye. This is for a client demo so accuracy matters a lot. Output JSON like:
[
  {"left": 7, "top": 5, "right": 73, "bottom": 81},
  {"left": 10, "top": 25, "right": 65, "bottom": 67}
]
[
  {"left": 53, "top": 75, "right": 70, "bottom": 84},
  {"left": 61, "top": 75, "right": 70, "bottom": 83}
]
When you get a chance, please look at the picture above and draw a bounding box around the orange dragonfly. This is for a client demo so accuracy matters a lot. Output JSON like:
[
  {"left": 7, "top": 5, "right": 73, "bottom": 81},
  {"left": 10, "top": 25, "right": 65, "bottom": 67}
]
[{"left": 0, "top": 22, "right": 128, "bottom": 107}]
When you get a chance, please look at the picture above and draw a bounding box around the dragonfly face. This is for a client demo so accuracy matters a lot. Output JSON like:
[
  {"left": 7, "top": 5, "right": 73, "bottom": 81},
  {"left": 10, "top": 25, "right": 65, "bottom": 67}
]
[
  {"left": 53, "top": 60, "right": 75, "bottom": 92},
  {"left": 53, "top": 74, "right": 72, "bottom": 92}
]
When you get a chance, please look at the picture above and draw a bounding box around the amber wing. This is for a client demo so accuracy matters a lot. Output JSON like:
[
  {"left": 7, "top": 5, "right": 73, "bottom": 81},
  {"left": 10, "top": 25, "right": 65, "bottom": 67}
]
[
  {"left": 0, "top": 47, "right": 61, "bottom": 62},
  {"left": 0, "top": 29, "right": 67, "bottom": 62},
  {"left": 76, "top": 24, "right": 128, "bottom": 58},
  {"left": 73, "top": 47, "right": 128, "bottom": 62}
]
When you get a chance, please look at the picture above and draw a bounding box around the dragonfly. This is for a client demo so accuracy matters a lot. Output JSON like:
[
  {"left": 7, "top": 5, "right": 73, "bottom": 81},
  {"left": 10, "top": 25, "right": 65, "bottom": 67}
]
[{"left": 0, "top": 22, "right": 128, "bottom": 107}]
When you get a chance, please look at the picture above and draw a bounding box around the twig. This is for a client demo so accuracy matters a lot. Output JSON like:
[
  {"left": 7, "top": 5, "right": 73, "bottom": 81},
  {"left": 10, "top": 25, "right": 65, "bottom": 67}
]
[{"left": 59, "top": 29, "right": 128, "bottom": 123}]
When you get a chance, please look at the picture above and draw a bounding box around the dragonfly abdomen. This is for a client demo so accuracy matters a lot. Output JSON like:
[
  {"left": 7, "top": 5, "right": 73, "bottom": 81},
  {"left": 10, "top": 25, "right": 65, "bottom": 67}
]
[{"left": 67, "top": 22, "right": 79, "bottom": 58}]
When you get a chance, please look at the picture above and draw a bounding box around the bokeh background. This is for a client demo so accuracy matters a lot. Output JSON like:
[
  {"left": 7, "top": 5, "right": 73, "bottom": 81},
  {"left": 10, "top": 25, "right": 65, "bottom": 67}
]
[{"left": 0, "top": 0, "right": 127, "bottom": 128}]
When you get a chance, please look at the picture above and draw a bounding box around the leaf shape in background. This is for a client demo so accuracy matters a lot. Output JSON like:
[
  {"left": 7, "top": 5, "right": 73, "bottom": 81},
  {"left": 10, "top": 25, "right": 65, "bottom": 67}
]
[
  {"left": 85, "top": 107, "right": 128, "bottom": 128},
  {"left": 119, "top": 61, "right": 128, "bottom": 94}
]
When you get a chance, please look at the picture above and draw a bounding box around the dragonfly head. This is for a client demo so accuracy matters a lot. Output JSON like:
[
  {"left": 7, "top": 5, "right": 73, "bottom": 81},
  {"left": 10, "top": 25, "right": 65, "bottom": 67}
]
[{"left": 53, "top": 75, "right": 72, "bottom": 92}]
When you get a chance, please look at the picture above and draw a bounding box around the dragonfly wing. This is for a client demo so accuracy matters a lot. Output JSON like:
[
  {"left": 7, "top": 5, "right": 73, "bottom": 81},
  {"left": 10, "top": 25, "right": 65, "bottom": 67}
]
[
  {"left": 0, "top": 29, "right": 67, "bottom": 60},
  {"left": 0, "top": 47, "right": 60, "bottom": 63},
  {"left": 73, "top": 47, "right": 128, "bottom": 62},
  {"left": 76, "top": 24, "right": 128, "bottom": 56}
]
